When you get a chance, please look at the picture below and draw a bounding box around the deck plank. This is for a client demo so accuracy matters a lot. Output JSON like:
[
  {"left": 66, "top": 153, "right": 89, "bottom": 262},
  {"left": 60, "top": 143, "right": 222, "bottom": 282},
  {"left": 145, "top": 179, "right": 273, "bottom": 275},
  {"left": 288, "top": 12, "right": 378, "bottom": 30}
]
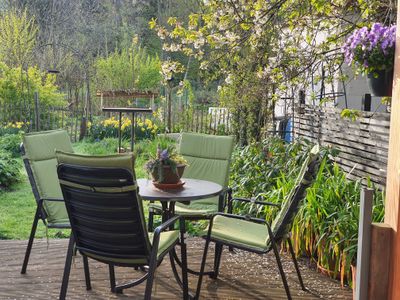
[{"left": 0, "top": 239, "right": 352, "bottom": 299}]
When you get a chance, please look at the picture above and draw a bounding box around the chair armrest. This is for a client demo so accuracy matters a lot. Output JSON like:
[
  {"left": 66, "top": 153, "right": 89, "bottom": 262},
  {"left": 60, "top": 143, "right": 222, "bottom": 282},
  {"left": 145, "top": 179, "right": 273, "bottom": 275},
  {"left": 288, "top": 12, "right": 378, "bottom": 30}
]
[
  {"left": 152, "top": 215, "right": 182, "bottom": 251},
  {"left": 231, "top": 197, "right": 281, "bottom": 208},
  {"left": 40, "top": 198, "right": 64, "bottom": 202},
  {"left": 212, "top": 212, "right": 267, "bottom": 225},
  {"left": 37, "top": 198, "right": 64, "bottom": 210},
  {"left": 153, "top": 215, "right": 181, "bottom": 237}
]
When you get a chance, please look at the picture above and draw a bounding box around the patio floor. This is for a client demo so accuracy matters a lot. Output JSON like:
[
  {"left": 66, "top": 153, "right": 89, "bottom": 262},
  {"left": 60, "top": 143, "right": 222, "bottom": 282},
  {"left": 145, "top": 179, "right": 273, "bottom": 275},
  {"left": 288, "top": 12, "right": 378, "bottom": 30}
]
[{"left": 0, "top": 238, "right": 352, "bottom": 299}]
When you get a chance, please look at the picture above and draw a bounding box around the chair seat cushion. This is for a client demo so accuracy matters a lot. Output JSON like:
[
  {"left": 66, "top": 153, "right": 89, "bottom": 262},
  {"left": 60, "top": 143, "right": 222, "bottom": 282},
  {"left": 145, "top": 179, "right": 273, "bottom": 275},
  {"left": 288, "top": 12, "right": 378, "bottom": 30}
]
[
  {"left": 23, "top": 130, "right": 74, "bottom": 226},
  {"left": 148, "top": 230, "right": 179, "bottom": 256},
  {"left": 149, "top": 200, "right": 218, "bottom": 217},
  {"left": 83, "top": 230, "right": 179, "bottom": 265},
  {"left": 204, "top": 215, "right": 270, "bottom": 252}
]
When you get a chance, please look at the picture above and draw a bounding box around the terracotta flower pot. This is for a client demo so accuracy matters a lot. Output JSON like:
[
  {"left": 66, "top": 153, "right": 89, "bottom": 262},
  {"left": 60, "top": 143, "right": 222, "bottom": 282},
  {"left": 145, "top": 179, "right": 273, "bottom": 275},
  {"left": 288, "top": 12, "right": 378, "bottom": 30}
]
[
  {"left": 367, "top": 69, "right": 393, "bottom": 97},
  {"left": 151, "top": 164, "right": 185, "bottom": 184}
]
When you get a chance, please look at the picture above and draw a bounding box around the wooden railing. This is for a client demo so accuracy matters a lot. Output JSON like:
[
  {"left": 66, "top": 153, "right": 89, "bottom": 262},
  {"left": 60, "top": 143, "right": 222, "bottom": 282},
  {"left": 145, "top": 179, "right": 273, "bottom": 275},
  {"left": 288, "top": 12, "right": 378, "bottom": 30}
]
[{"left": 294, "top": 104, "right": 390, "bottom": 188}]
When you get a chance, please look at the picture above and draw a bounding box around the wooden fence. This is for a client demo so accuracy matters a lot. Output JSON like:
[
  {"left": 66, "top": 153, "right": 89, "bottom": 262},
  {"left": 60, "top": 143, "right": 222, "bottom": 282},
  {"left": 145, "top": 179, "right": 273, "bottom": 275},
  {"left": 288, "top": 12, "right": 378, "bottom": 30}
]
[
  {"left": 1, "top": 98, "right": 231, "bottom": 142},
  {"left": 294, "top": 104, "right": 390, "bottom": 188}
]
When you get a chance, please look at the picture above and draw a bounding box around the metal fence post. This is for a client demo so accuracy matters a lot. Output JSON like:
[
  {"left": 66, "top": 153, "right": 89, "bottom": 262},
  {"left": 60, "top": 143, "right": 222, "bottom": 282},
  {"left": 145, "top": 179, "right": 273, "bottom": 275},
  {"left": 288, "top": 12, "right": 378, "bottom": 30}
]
[
  {"left": 356, "top": 188, "right": 374, "bottom": 300},
  {"left": 34, "top": 91, "right": 40, "bottom": 131}
]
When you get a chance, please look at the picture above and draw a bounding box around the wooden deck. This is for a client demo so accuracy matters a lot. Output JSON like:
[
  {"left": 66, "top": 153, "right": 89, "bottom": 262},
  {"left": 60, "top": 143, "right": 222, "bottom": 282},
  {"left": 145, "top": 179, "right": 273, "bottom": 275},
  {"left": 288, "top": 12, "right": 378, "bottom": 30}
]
[{"left": 0, "top": 238, "right": 352, "bottom": 299}]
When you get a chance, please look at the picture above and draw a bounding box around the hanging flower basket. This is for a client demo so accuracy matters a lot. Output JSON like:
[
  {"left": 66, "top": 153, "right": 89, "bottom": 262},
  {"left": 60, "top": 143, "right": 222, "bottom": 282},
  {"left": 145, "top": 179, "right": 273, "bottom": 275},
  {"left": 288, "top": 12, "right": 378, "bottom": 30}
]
[
  {"left": 367, "top": 68, "right": 393, "bottom": 97},
  {"left": 343, "top": 23, "right": 395, "bottom": 97}
]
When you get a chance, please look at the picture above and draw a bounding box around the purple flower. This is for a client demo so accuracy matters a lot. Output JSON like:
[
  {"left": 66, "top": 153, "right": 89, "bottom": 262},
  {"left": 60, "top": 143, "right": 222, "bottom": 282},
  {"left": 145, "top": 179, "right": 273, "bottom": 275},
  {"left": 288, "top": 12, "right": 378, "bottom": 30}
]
[
  {"left": 160, "top": 149, "right": 169, "bottom": 160},
  {"left": 343, "top": 23, "right": 396, "bottom": 72}
]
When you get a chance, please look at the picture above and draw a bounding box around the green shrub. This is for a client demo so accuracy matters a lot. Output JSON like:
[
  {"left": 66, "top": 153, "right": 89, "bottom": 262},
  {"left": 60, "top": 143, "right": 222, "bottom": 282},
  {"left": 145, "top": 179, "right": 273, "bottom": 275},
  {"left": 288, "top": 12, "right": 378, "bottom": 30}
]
[
  {"left": 0, "top": 151, "right": 20, "bottom": 189},
  {"left": 230, "top": 137, "right": 308, "bottom": 203},
  {"left": 0, "top": 133, "right": 22, "bottom": 157}
]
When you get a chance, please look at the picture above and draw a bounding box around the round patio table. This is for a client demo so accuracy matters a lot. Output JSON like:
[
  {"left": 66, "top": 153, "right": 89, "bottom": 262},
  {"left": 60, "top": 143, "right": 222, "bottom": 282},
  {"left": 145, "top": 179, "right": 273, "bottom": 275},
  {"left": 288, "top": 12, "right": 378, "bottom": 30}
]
[
  {"left": 138, "top": 178, "right": 223, "bottom": 204},
  {"left": 137, "top": 178, "right": 224, "bottom": 300},
  {"left": 138, "top": 177, "right": 223, "bottom": 223}
]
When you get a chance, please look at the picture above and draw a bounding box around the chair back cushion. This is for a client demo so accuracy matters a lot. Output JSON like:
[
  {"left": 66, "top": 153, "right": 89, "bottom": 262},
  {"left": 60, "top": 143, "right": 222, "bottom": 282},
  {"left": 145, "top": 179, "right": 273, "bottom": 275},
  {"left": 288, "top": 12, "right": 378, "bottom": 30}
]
[
  {"left": 179, "top": 133, "right": 234, "bottom": 205},
  {"left": 23, "top": 130, "right": 73, "bottom": 224},
  {"left": 56, "top": 151, "right": 152, "bottom": 263},
  {"left": 270, "top": 145, "right": 320, "bottom": 241}
]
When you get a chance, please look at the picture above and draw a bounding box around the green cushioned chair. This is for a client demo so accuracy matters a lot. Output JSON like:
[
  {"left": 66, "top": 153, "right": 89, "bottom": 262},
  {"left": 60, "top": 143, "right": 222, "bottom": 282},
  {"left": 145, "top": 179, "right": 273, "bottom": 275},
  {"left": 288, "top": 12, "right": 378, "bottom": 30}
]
[
  {"left": 195, "top": 145, "right": 321, "bottom": 300},
  {"left": 56, "top": 151, "right": 188, "bottom": 300},
  {"left": 21, "top": 129, "right": 74, "bottom": 274},
  {"left": 148, "top": 132, "right": 235, "bottom": 229}
]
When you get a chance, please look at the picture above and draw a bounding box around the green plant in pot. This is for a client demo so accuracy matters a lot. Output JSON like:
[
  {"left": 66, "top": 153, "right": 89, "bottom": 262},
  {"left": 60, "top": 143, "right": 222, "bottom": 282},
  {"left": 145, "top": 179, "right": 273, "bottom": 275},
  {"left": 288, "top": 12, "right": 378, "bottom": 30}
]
[
  {"left": 342, "top": 23, "right": 396, "bottom": 97},
  {"left": 145, "top": 144, "right": 188, "bottom": 184}
]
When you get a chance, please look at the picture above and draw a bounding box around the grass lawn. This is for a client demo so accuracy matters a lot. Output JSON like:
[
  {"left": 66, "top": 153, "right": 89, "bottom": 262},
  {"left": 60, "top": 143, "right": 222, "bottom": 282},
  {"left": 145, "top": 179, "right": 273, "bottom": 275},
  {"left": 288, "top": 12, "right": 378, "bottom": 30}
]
[{"left": 0, "top": 137, "right": 170, "bottom": 240}]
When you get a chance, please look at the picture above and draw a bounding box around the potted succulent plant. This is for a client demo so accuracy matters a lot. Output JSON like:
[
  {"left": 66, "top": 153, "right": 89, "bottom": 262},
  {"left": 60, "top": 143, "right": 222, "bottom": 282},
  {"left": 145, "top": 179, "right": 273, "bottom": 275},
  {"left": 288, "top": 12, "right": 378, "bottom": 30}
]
[
  {"left": 145, "top": 144, "right": 188, "bottom": 185},
  {"left": 342, "top": 23, "right": 396, "bottom": 96}
]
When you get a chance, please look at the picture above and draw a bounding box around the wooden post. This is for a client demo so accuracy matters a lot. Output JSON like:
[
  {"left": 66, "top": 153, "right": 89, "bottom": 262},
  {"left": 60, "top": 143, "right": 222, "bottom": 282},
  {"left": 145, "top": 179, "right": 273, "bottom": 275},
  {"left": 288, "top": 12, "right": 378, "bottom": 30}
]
[
  {"left": 130, "top": 112, "right": 135, "bottom": 152},
  {"left": 384, "top": 4, "right": 400, "bottom": 299},
  {"left": 118, "top": 111, "right": 122, "bottom": 153},
  {"left": 356, "top": 188, "right": 373, "bottom": 300},
  {"left": 362, "top": 94, "right": 372, "bottom": 111},
  {"left": 34, "top": 91, "right": 40, "bottom": 131},
  {"left": 368, "top": 223, "right": 391, "bottom": 300}
]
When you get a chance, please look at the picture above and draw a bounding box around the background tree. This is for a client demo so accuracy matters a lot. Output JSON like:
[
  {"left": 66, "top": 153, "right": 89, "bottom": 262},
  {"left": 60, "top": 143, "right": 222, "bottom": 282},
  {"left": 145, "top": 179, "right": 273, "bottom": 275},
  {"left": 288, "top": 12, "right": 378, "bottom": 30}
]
[{"left": 0, "top": 9, "right": 37, "bottom": 68}]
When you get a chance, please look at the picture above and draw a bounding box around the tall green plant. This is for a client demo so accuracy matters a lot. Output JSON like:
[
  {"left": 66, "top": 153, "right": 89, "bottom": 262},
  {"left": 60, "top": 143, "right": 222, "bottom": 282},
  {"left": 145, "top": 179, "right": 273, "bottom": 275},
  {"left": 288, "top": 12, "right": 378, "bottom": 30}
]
[
  {"left": 95, "top": 39, "right": 161, "bottom": 91},
  {"left": 293, "top": 161, "right": 384, "bottom": 286},
  {"left": 229, "top": 138, "right": 385, "bottom": 286}
]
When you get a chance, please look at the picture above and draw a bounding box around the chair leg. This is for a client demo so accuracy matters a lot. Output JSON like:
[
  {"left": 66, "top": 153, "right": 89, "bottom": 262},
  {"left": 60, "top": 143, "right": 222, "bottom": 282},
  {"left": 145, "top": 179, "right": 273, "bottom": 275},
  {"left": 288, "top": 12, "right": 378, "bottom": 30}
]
[
  {"left": 287, "top": 238, "right": 306, "bottom": 291},
  {"left": 144, "top": 252, "right": 158, "bottom": 300},
  {"left": 148, "top": 210, "right": 154, "bottom": 232},
  {"left": 195, "top": 236, "right": 211, "bottom": 299},
  {"left": 180, "top": 235, "right": 189, "bottom": 299},
  {"left": 270, "top": 239, "right": 292, "bottom": 300},
  {"left": 59, "top": 235, "right": 75, "bottom": 300},
  {"left": 109, "top": 265, "right": 116, "bottom": 293},
  {"left": 82, "top": 255, "right": 91, "bottom": 290},
  {"left": 21, "top": 207, "right": 40, "bottom": 274},
  {"left": 210, "top": 243, "right": 223, "bottom": 279}
]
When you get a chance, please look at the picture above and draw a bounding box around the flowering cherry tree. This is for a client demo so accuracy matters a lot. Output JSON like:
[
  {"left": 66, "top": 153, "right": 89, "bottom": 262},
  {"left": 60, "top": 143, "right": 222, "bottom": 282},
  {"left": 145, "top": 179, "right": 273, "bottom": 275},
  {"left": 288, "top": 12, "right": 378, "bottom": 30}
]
[{"left": 151, "top": 0, "right": 394, "bottom": 143}]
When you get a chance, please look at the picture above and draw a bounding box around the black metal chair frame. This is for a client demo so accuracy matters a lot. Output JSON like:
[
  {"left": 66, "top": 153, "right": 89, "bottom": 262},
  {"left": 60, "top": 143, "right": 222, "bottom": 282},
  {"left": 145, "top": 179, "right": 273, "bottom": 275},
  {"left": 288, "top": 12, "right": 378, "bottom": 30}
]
[
  {"left": 60, "top": 216, "right": 188, "bottom": 300},
  {"left": 195, "top": 210, "right": 305, "bottom": 300},
  {"left": 20, "top": 144, "right": 69, "bottom": 274},
  {"left": 57, "top": 163, "right": 189, "bottom": 300},
  {"left": 148, "top": 189, "right": 232, "bottom": 279}
]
